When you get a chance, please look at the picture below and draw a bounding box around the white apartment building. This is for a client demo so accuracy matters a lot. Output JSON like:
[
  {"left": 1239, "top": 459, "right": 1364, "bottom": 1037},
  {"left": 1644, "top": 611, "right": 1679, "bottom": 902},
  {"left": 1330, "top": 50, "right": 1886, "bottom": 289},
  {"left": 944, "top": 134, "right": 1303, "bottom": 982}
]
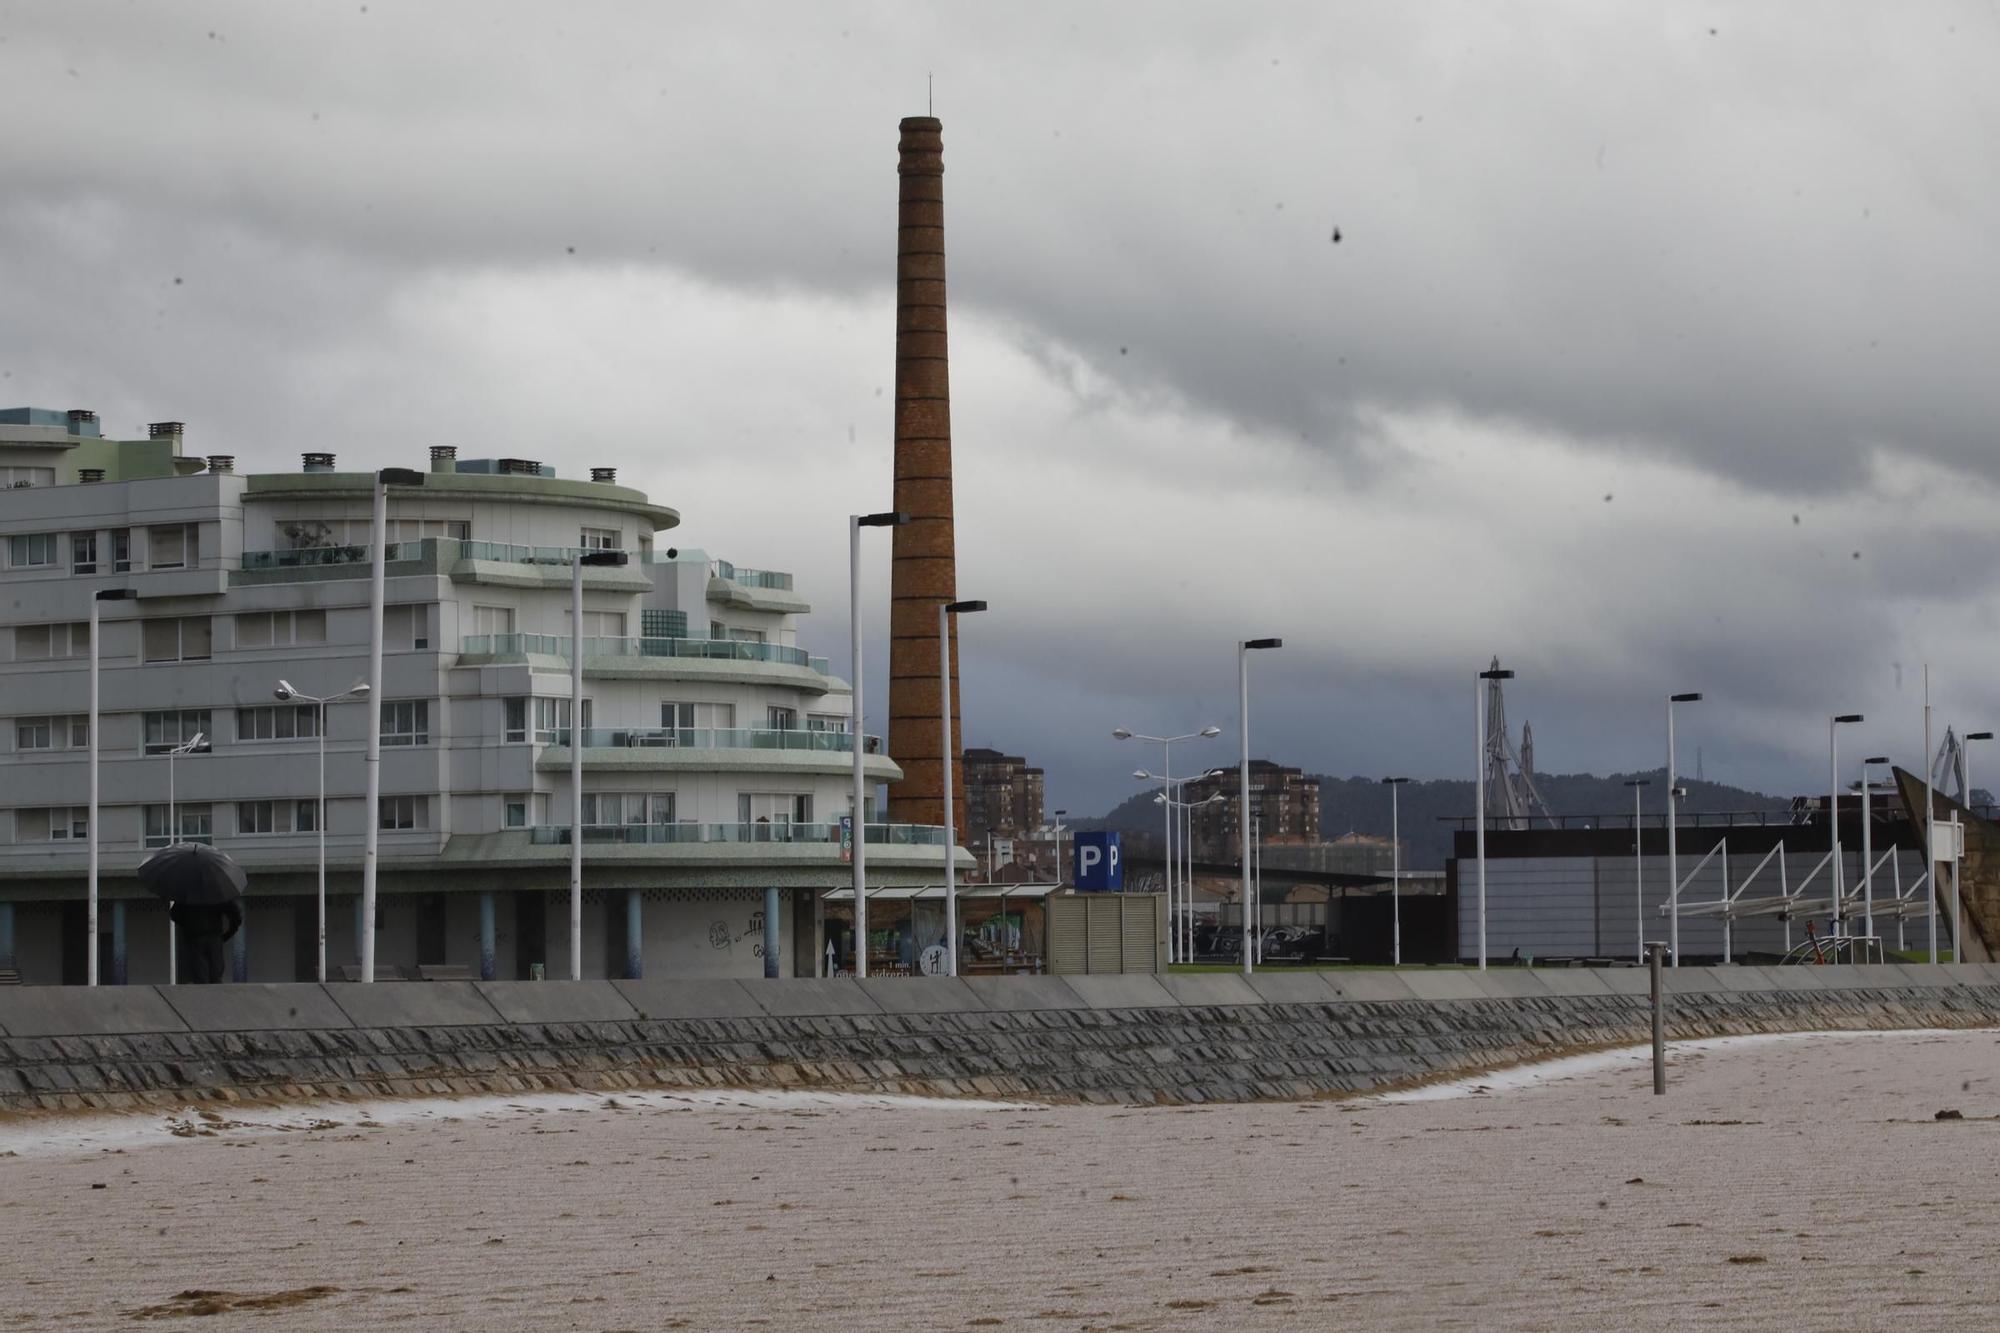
[{"left": 0, "top": 411, "right": 961, "bottom": 984}]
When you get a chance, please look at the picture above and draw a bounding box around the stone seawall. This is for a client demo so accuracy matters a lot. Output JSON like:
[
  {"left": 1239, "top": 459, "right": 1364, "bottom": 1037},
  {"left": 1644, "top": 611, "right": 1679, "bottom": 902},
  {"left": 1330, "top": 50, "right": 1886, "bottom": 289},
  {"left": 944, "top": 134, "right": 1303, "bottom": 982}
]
[{"left": 5, "top": 965, "right": 2000, "bottom": 1113}]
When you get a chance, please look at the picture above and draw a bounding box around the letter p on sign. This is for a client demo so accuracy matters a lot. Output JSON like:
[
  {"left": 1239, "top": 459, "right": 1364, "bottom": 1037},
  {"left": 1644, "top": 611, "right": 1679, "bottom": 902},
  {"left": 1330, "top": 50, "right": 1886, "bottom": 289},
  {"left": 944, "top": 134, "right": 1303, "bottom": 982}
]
[{"left": 1074, "top": 831, "right": 1124, "bottom": 891}]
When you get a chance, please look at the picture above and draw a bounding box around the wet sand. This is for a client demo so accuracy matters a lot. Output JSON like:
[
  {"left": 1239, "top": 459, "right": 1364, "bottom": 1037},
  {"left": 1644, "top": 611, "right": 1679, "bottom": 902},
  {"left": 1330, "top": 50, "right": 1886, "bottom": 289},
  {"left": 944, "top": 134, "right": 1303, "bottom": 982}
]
[{"left": 3, "top": 1028, "right": 1997, "bottom": 1330}]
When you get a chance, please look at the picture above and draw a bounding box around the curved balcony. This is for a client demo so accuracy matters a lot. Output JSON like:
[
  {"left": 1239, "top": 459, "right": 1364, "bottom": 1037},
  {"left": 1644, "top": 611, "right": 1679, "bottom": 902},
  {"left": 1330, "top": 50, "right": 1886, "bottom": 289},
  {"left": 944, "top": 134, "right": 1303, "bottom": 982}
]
[
  {"left": 526, "top": 821, "right": 948, "bottom": 847},
  {"left": 558, "top": 727, "right": 880, "bottom": 754},
  {"left": 460, "top": 634, "right": 829, "bottom": 675}
]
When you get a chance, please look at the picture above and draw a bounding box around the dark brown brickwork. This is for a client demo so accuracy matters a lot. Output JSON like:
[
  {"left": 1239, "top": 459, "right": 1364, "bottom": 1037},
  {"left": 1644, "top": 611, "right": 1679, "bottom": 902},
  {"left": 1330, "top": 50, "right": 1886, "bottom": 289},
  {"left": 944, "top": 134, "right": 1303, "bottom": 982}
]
[{"left": 887, "top": 115, "right": 968, "bottom": 838}]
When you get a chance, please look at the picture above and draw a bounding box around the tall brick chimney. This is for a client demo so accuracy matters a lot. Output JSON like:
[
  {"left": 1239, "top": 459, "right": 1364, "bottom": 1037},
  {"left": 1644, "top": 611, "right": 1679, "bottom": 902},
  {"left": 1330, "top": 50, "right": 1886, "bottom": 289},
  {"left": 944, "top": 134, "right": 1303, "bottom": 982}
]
[{"left": 885, "top": 115, "right": 967, "bottom": 840}]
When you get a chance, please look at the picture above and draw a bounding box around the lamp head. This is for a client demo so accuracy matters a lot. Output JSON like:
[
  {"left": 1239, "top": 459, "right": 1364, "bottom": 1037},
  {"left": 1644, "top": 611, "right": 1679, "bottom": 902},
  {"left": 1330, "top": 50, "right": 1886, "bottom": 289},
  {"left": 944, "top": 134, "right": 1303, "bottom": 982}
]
[
  {"left": 1382, "top": 776, "right": 1410, "bottom": 786},
  {"left": 377, "top": 466, "right": 425, "bottom": 487},
  {"left": 578, "top": 550, "right": 628, "bottom": 567},
  {"left": 1111, "top": 727, "right": 1133, "bottom": 740},
  {"left": 1670, "top": 692, "right": 1703, "bottom": 703},
  {"left": 1834, "top": 713, "right": 1864, "bottom": 725},
  {"left": 1199, "top": 726, "right": 1222, "bottom": 738},
  {"left": 856, "top": 511, "right": 908, "bottom": 527},
  {"left": 1132, "top": 769, "right": 1150, "bottom": 781},
  {"left": 349, "top": 681, "right": 370, "bottom": 697},
  {"left": 1242, "top": 637, "right": 1282, "bottom": 651},
  {"left": 1479, "top": 667, "right": 1514, "bottom": 680},
  {"left": 1624, "top": 778, "right": 1649, "bottom": 787},
  {"left": 94, "top": 588, "right": 137, "bottom": 602},
  {"left": 1970, "top": 732, "right": 1995, "bottom": 742},
  {"left": 944, "top": 599, "right": 987, "bottom": 615},
  {"left": 274, "top": 680, "right": 297, "bottom": 701},
  {"left": 1864, "top": 755, "right": 1890, "bottom": 765}
]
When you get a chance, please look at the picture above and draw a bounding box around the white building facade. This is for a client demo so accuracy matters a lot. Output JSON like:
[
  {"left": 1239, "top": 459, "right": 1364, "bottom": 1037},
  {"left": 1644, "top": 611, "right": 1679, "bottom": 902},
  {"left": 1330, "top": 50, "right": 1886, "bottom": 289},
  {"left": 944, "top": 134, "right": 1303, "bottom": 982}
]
[{"left": 0, "top": 415, "right": 958, "bottom": 984}]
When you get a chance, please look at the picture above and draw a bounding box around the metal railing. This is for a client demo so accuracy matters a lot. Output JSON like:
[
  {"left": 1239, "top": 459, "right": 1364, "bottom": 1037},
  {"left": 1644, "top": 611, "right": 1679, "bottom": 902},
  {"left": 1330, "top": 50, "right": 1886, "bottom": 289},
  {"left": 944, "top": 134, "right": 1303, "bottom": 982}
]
[
  {"left": 554, "top": 727, "right": 881, "bottom": 754},
  {"left": 460, "top": 634, "right": 826, "bottom": 673},
  {"left": 711, "top": 559, "right": 794, "bottom": 590},
  {"left": 525, "top": 821, "right": 947, "bottom": 847}
]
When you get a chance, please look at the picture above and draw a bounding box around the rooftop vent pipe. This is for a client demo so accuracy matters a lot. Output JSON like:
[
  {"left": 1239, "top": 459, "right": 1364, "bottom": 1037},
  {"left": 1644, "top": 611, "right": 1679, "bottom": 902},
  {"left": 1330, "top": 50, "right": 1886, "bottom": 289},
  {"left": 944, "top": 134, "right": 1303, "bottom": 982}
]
[
  {"left": 498, "top": 458, "right": 544, "bottom": 477},
  {"left": 148, "top": 421, "right": 185, "bottom": 440},
  {"left": 206, "top": 455, "right": 235, "bottom": 474},
  {"left": 591, "top": 467, "right": 617, "bottom": 483},
  {"left": 429, "top": 445, "right": 458, "bottom": 474},
  {"left": 78, "top": 468, "right": 105, "bottom": 483},
  {"left": 302, "top": 452, "right": 336, "bottom": 473},
  {"left": 66, "top": 409, "right": 97, "bottom": 432}
]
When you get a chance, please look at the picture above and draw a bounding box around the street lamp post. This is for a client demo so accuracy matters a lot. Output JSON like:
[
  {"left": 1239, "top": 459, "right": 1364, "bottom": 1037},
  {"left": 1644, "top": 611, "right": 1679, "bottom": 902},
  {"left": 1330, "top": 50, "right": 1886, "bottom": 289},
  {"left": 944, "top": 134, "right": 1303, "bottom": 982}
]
[
  {"left": 1624, "top": 778, "right": 1650, "bottom": 963},
  {"left": 1475, "top": 665, "right": 1515, "bottom": 971},
  {"left": 87, "top": 588, "right": 136, "bottom": 986},
  {"left": 939, "top": 599, "right": 987, "bottom": 976},
  {"left": 1114, "top": 726, "right": 1222, "bottom": 964},
  {"left": 1051, "top": 809, "right": 1067, "bottom": 887},
  {"left": 567, "top": 548, "right": 629, "bottom": 981},
  {"left": 275, "top": 679, "right": 369, "bottom": 982},
  {"left": 359, "top": 466, "right": 424, "bottom": 985},
  {"left": 161, "top": 730, "right": 206, "bottom": 985},
  {"left": 1860, "top": 756, "right": 1888, "bottom": 949},
  {"left": 848, "top": 512, "right": 906, "bottom": 979},
  {"left": 1829, "top": 714, "right": 1863, "bottom": 945},
  {"left": 1382, "top": 777, "right": 1410, "bottom": 966},
  {"left": 1237, "top": 639, "right": 1282, "bottom": 977},
  {"left": 1665, "top": 692, "right": 1702, "bottom": 967}
]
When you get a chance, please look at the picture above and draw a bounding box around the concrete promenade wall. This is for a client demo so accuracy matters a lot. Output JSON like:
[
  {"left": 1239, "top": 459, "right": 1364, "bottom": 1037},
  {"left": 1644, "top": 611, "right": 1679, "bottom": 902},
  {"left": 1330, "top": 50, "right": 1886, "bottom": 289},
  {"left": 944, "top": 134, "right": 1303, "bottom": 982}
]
[{"left": 5, "top": 965, "right": 2000, "bottom": 1112}]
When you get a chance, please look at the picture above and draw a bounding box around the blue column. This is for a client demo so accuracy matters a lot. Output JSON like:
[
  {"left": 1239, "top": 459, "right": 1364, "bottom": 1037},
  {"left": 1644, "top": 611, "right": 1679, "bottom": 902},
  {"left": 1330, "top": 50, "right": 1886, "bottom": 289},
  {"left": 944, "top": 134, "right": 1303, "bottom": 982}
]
[
  {"left": 111, "top": 901, "right": 127, "bottom": 985},
  {"left": 479, "top": 892, "right": 497, "bottom": 982},
  {"left": 0, "top": 901, "right": 14, "bottom": 973},
  {"left": 763, "top": 887, "right": 781, "bottom": 979},
  {"left": 354, "top": 894, "right": 366, "bottom": 967},
  {"left": 231, "top": 910, "right": 248, "bottom": 983},
  {"left": 625, "top": 890, "right": 642, "bottom": 980}
]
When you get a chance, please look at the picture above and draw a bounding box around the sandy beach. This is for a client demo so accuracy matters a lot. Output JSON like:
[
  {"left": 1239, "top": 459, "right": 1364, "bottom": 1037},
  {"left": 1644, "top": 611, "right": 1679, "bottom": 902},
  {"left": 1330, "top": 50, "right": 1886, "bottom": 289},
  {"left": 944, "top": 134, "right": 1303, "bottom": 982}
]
[{"left": 3, "top": 1028, "right": 1997, "bottom": 1330}]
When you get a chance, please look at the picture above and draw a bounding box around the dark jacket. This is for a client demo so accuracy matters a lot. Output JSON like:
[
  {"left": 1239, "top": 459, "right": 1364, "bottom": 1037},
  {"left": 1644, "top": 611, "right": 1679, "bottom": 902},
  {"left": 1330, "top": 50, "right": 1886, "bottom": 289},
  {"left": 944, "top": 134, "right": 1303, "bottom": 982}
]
[{"left": 169, "top": 899, "right": 243, "bottom": 941}]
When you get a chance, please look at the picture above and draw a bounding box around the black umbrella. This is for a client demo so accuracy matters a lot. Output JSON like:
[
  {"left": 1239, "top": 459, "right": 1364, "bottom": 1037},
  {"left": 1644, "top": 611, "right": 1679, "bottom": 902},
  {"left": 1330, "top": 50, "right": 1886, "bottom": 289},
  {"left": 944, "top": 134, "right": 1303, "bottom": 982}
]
[{"left": 137, "top": 842, "right": 248, "bottom": 905}]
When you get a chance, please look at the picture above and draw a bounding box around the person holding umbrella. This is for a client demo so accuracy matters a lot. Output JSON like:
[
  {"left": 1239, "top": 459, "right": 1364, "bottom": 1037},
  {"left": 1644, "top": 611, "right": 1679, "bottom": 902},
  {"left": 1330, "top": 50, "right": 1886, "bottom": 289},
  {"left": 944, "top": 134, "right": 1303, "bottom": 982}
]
[{"left": 139, "top": 842, "right": 248, "bottom": 985}]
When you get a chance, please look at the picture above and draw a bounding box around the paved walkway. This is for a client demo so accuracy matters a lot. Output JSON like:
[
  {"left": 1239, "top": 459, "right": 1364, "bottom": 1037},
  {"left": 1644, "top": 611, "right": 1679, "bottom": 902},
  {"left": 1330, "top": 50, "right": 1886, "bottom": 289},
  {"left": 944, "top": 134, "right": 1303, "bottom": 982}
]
[{"left": 3, "top": 1028, "right": 1996, "bottom": 1329}]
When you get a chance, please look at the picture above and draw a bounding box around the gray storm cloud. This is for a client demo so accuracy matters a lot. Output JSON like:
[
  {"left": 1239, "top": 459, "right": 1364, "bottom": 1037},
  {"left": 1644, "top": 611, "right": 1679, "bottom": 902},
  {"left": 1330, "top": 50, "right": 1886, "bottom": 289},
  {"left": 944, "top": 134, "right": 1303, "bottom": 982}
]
[{"left": 3, "top": 0, "right": 1998, "bottom": 812}]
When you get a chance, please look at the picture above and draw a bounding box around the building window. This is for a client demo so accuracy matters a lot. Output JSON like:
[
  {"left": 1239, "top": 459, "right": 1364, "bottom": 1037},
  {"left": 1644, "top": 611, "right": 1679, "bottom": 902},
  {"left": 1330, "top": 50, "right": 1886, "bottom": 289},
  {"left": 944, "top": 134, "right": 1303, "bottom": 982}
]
[
  {"left": 148, "top": 524, "right": 196, "bottom": 570},
  {"left": 16, "top": 716, "right": 86, "bottom": 751},
  {"left": 144, "top": 803, "right": 212, "bottom": 847},
  {"left": 15, "top": 622, "right": 89, "bottom": 661},
  {"left": 142, "top": 616, "right": 212, "bottom": 663},
  {"left": 504, "top": 794, "right": 529, "bottom": 828},
  {"left": 72, "top": 533, "right": 97, "bottom": 575},
  {"left": 661, "top": 702, "right": 734, "bottom": 737},
  {"left": 235, "top": 609, "right": 326, "bottom": 648},
  {"left": 7, "top": 533, "right": 58, "bottom": 568},
  {"left": 739, "top": 793, "right": 811, "bottom": 827},
  {"left": 806, "top": 714, "right": 850, "bottom": 733},
  {"left": 381, "top": 699, "right": 430, "bottom": 746},
  {"left": 295, "top": 799, "right": 320, "bottom": 833},
  {"left": 110, "top": 529, "right": 132, "bottom": 573},
  {"left": 383, "top": 603, "right": 431, "bottom": 651},
  {"left": 39, "top": 807, "right": 89, "bottom": 841},
  {"left": 565, "top": 609, "right": 625, "bottom": 639},
  {"left": 582, "top": 792, "right": 673, "bottom": 826},
  {"left": 0, "top": 466, "right": 54, "bottom": 487},
  {"left": 473, "top": 605, "right": 515, "bottom": 637},
  {"left": 641, "top": 608, "right": 687, "bottom": 640},
  {"left": 534, "top": 696, "right": 588, "bottom": 744},
  {"left": 236, "top": 705, "right": 319, "bottom": 741},
  {"left": 503, "top": 697, "right": 527, "bottom": 743},
  {"left": 142, "top": 710, "right": 211, "bottom": 754},
  {"left": 580, "top": 527, "right": 619, "bottom": 550},
  {"left": 378, "top": 795, "right": 428, "bottom": 831},
  {"left": 238, "top": 801, "right": 278, "bottom": 834},
  {"left": 767, "top": 706, "right": 797, "bottom": 731}
]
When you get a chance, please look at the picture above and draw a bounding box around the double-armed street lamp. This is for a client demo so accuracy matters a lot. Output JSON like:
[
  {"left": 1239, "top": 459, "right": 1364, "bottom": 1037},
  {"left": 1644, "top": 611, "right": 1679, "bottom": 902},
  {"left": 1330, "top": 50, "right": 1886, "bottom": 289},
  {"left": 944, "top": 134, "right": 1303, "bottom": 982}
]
[
  {"left": 1829, "top": 714, "right": 1863, "bottom": 941},
  {"left": 1116, "top": 726, "right": 1222, "bottom": 963},
  {"left": 275, "top": 679, "right": 370, "bottom": 983},
  {"left": 1624, "top": 778, "right": 1650, "bottom": 963}
]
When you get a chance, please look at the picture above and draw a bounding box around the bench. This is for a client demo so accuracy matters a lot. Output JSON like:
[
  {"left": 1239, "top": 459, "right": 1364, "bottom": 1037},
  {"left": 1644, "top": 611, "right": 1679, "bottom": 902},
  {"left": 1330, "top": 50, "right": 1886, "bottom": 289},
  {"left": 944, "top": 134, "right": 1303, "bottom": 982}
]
[{"left": 415, "top": 963, "right": 476, "bottom": 982}]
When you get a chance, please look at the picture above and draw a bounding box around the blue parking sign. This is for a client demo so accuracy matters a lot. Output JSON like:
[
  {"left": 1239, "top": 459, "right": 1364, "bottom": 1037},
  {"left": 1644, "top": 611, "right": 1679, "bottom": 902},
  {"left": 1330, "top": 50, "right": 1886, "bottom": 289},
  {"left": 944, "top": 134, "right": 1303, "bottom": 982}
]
[{"left": 1074, "top": 831, "right": 1123, "bottom": 891}]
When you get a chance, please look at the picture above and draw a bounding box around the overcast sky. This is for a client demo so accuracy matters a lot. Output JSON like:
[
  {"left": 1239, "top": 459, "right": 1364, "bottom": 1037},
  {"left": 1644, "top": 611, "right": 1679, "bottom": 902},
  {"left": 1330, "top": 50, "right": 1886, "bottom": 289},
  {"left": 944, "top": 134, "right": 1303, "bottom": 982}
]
[{"left": 6, "top": 2, "right": 2000, "bottom": 817}]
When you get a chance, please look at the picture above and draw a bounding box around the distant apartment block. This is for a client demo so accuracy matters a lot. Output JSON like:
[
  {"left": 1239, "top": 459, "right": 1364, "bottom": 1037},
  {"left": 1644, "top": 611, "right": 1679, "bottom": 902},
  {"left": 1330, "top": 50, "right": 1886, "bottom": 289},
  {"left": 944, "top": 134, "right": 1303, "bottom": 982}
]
[{"left": 1186, "top": 760, "right": 1323, "bottom": 861}]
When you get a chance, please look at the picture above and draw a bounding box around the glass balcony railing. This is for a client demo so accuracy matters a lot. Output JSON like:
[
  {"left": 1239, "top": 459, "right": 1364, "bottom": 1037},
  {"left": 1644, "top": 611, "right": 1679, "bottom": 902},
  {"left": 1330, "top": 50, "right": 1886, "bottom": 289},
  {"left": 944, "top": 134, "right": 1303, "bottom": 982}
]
[
  {"left": 712, "top": 559, "right": 795, "bottom": 591},
  {"left": 460, "top": 634, "right": 826, "bottom": 673},
  {"left": 240, "top": 542, "right": 426, "bottom": 570},
  {"left": 555, "top": 727, "right": 883, "bottom": 754},
  {"left": 525, "top": 821, "right": 948, "bottom": 847}
]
